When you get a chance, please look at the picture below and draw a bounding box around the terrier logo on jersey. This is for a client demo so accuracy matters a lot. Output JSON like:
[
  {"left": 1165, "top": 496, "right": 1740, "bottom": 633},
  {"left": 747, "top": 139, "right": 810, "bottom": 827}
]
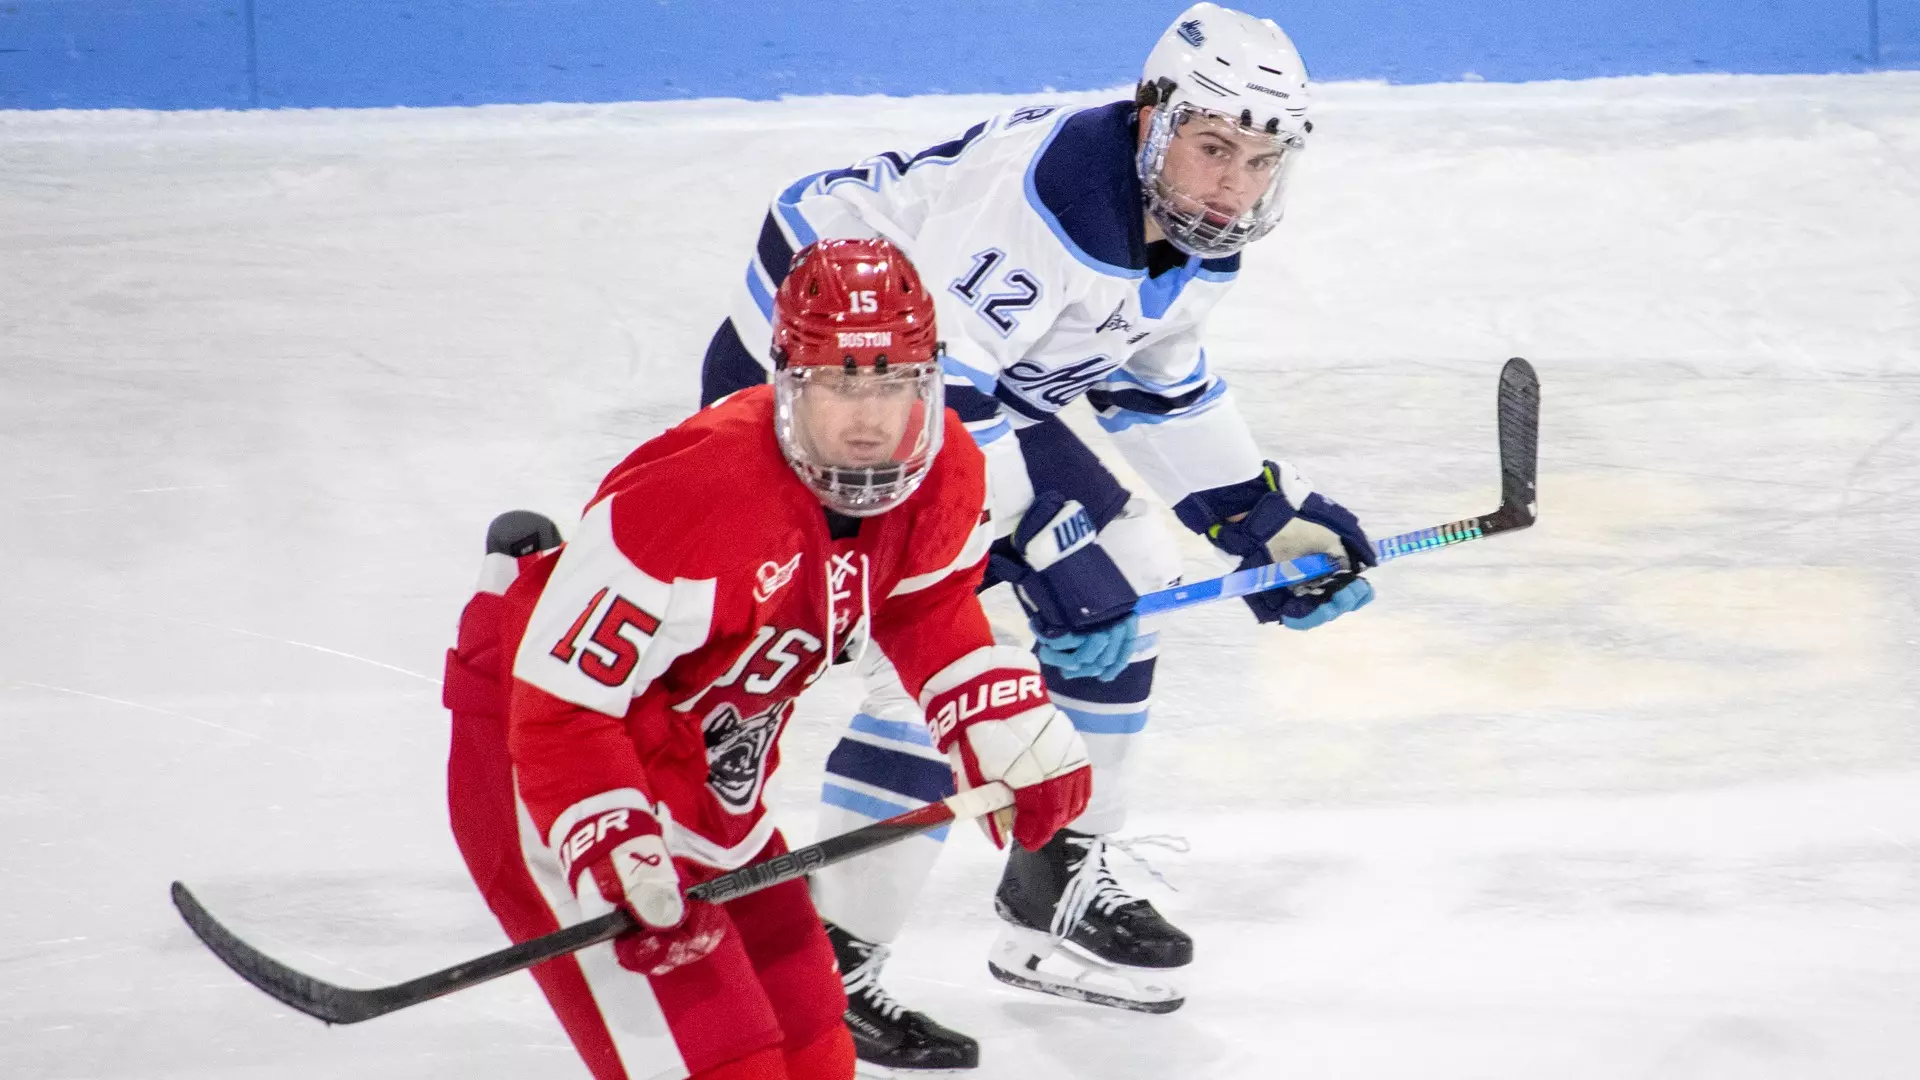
[
  {"left": 1177, "top": 19, "right": 1206, "bottom": 47},
  {"left": 702, "top": 700, "right": 785, "bottom": 814},
  {"left": 753, "top": 552, "right": 802, "bottom": 603},
  {"left": 837, "top": 330, "right": 892, "bottom": 349}
]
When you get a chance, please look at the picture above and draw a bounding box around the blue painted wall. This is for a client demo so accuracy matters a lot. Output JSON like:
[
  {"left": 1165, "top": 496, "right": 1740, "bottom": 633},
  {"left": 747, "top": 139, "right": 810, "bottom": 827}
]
[{"left": 1, "top": 1, "right": 1912, "bottom": 111}]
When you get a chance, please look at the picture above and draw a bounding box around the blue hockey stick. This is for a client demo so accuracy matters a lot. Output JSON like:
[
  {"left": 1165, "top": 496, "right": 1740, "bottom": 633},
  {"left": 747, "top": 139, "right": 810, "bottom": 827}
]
[{"left": 1136, "top": 357, "right": 1540, "bottom": 618}]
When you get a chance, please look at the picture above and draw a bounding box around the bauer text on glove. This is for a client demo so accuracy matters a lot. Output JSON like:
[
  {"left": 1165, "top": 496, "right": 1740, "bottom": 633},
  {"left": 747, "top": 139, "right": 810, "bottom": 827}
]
[
  {"left": 920, "top": 645, "right": 1092, "bottom": 850},
  {"left": 554, "top": 796, "right": 727, "bottom": 975}
]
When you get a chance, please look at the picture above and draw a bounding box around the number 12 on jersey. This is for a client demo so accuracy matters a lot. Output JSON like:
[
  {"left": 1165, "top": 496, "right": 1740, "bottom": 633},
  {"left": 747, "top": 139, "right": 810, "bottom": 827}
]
[{"left": 949, "top": 249, "right": 1041, "bottom": 337}]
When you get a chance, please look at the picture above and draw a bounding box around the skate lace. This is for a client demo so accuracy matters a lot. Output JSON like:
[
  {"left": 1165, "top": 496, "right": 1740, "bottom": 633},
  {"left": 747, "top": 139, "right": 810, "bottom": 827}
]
[
  {"left": 1049, "top": 834, "right": 1191, "bottom": 941},
  {"left": 841, "top": 941, "right": 908, "bottom": 1023}
]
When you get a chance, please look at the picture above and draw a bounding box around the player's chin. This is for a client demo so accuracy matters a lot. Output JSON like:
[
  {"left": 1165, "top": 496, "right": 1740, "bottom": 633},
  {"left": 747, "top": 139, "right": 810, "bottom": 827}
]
[{"left": 834, "top": 449, "right": 893, "bottom": 468}]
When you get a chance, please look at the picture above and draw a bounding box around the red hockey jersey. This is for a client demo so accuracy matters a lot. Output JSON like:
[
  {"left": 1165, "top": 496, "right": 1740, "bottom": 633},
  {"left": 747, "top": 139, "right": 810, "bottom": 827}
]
[{"left": 506, "top": 387, "right": 993, "bottom": 871}]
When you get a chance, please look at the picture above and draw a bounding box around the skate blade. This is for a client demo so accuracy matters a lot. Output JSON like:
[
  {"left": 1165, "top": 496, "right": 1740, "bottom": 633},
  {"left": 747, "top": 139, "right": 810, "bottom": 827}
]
[
  {"left": 986, "top": 926, "right": 1185, "bottom": 1014},
  {"left": 854, "top": 1061, "right": 974, "bottom": 1078}
]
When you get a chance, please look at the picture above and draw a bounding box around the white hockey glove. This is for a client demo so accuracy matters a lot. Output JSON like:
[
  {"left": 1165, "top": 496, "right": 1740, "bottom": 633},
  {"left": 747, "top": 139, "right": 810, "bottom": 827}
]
[
  {"left": 921, "top": 645, "right": 1092, "bottom": 850},
  {"left": 554, "top": 797, "right": 726, "bottom": 975}
]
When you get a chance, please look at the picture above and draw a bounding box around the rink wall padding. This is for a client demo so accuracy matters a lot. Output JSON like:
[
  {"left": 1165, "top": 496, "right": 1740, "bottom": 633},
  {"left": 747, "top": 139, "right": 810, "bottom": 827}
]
[{"left": 2, "top": 0, "right": 1916, "bottom": 111}]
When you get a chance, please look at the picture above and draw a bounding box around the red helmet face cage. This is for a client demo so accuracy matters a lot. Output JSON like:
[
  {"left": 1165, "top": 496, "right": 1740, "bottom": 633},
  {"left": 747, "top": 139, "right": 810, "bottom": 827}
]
[{"left": 769, "top": 239, "right": 946, "bottom": 517}]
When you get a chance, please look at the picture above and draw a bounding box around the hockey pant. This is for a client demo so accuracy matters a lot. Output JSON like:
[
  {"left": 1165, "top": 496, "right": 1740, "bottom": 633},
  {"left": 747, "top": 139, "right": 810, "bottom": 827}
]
[
  {"left": 444, "top": 550, "right": 854, "bottom": 1080},
  {"left": 811, "top": 497, "right": 1182, "bottom": 944}
]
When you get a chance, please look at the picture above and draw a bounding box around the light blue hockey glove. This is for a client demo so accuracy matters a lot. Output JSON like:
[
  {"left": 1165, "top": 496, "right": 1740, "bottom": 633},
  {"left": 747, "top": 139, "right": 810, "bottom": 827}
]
[
  {"left": 1275, "top": 577, "right": 1374, "bottom": 630},
  {"left": 1034, "top": 619, "right": 1139, "bottom": 682}
]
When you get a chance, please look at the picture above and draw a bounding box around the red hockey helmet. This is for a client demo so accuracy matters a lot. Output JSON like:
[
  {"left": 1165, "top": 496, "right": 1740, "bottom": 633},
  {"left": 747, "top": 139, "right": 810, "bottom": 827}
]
[{"left": 770, "top": 238, "right": 946, "bottom": 517}]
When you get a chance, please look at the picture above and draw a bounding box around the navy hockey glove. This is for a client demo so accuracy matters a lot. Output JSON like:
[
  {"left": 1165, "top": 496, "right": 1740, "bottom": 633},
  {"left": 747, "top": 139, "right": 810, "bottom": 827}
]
[
  {"left": 994, "top": 492, "right": 1139, "bottom": 682},
  {"left": 1177, "top": 460, "right": 1377, "bottom": 630}
]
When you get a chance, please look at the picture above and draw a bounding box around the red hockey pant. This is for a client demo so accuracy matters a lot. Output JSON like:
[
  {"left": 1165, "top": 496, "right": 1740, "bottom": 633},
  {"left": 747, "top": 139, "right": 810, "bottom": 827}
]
[{"left": 443, "top": 562, "right": 852, "bottom": 1080}]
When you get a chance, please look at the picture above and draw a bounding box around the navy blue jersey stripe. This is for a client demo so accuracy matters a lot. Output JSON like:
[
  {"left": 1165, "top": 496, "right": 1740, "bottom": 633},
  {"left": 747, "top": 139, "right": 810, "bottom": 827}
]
[
  {"left": 1086, "top": 383, "right": 1212, "bottom": 417},
  {"left": 994, "top": 382, "right": 1056, "bottom": 422},
  {"left": 1015, "top": 417, "right": 1131, "bottom": 529},
  {"left": 824, "top": 738, "right": 957, "bottom": 804},
  {"left": 946, "top": 382, "right": 1003, "bottom": 424},
  {"left": 755, "top": 211, "right": 795, "bottom": 286},
  {"left": 701, "top": 318, "right": 769, "bottom": 406},
  {"left": 1029, "top": 101, "right": 1148, "bottom": 274},
  {"left": 1043, "top": 654, "right": 1158, "bottom": 703}
]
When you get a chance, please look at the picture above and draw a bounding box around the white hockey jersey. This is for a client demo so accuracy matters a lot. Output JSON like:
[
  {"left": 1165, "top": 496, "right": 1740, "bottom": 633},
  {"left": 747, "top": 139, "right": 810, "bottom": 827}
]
[{"left": 708, "top": 100, "right": 1268, "bottom": 534}]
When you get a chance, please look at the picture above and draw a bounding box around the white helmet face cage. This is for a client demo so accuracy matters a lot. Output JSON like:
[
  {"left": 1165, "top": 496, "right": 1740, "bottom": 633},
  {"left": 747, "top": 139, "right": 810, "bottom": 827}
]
[
  {"left": 773, "top": 362, "right": 945, "bottom": 517},
  {"left": 1138, "top": 101, "right": 1301, "bottom": 260}
]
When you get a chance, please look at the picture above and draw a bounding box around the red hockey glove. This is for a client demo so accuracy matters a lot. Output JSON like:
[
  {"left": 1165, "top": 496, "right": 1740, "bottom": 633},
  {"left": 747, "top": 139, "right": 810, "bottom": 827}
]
[
  {"left": 921, "top": 645, "right": 1092, "bottom": 851},
  {"left": 555, "top": 799, "right": 727, "bottom": 976}
]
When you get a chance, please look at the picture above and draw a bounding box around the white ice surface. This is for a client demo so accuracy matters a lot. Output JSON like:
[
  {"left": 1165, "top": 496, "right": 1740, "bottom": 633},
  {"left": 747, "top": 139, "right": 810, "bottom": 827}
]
[{"left": 3, "top": 73, "right": 1919, "bottom": 1079}]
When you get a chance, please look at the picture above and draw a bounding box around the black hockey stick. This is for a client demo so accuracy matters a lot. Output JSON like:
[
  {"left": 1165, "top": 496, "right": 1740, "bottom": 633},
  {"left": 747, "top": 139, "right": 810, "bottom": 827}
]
[
  {"left": 1374, "top": 354, "right": 1538, "bottom": 555},
  {"left": 1139, "top": 356, "right": 1539, "bottom": 614},
  {"left": 173, "top": 360, "right": 1541, "bottom": 1025},
  {"left": 171, "top": 782, "right": 1015, "bottom": 1025}
]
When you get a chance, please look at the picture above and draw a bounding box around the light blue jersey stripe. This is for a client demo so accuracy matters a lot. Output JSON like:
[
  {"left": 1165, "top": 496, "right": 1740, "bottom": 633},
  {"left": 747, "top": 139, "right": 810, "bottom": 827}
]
[
  {"left": 942, "top": 354, "right": 997, "bottom": 393},
  {"left": 820, "top": 782, "right": 950, "bottom": 841},
  {"left": 775, "top": 171, "right": 827, "bottom": 247},
  {"left": 1060, "top": 705, "right": 1150, "bottom": 735},
  {"left": 969, "top": 418, "right": 1013, "bottom": 446},
  {"left": 849, "top": 711, "right": 935, "bottom": 748},
  {"left": 744, "top": 263, "right": 775, "bottom": 320}
]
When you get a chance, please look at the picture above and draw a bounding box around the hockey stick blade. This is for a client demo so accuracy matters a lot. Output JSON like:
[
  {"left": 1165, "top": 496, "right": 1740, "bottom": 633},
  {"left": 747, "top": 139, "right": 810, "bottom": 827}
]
[
  {"left": 173, "top": 783, "right": 1014, "bottom": 1025},
  {"left": 1488, "top": 356, "right": 1539, "bottom": 530},
  {"left": 1137, "top": 357, "right": 1540, "bottom": 616}
]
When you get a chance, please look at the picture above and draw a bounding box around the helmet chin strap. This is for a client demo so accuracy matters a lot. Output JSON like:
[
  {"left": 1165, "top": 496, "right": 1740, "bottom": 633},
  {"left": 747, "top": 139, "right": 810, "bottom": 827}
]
[{"left": 1142, "top": 210, "right": 1166, "bottom": 245}]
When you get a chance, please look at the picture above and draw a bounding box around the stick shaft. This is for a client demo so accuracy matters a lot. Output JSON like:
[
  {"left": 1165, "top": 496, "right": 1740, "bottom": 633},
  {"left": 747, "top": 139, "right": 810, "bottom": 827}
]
[{"left": 171, "top": 783, "right": 1014, "bottom": 1024}]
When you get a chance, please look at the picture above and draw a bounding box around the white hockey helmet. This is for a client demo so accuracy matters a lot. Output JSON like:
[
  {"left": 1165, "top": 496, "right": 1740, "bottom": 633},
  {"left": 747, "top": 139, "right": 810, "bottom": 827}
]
[{"left": 1136, "top": 3, "right": 1312, "bottom": 258}]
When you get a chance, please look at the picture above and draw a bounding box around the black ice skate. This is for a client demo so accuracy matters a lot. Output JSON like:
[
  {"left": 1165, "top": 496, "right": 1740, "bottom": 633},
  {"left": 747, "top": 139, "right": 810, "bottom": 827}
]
[
  {"left": 826, "top": 921, "right": 979, "bottom": 1075},
  {"left": 988, "top": 828, "right": 1189, "bottom": 1013}
]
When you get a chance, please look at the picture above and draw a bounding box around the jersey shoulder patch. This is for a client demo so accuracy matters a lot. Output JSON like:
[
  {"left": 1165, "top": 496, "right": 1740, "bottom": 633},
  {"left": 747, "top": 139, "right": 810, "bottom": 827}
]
[
  {"left": 513, "top": 497, "right": 719, "bottom": 718},
  {"left": 1025, "top": 100, "right": 1149, "bottom": 279}
]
